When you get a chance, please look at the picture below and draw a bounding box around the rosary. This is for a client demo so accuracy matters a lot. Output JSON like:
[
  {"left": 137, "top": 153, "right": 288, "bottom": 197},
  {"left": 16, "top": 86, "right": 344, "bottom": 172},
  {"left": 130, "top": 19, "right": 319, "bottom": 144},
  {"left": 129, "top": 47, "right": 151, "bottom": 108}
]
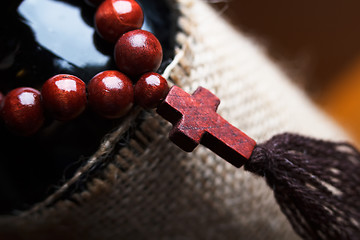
[{"left": 0, "top": 0, "right": 359, "bottom": 239}]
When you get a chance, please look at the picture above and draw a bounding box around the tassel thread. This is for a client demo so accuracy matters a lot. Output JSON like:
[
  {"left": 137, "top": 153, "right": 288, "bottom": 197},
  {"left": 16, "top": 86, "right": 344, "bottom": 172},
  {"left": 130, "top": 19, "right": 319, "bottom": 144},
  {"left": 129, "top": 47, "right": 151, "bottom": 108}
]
[{"left": 245, "top": 133, "right": 360, "bottom": 239}]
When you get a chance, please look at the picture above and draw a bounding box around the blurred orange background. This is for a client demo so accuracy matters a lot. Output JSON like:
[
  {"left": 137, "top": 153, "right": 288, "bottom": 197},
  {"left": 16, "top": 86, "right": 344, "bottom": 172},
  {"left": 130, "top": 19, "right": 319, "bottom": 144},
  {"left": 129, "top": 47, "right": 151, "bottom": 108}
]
[{"left": 214, "top": 0, "right": 360, "bottom": 144}]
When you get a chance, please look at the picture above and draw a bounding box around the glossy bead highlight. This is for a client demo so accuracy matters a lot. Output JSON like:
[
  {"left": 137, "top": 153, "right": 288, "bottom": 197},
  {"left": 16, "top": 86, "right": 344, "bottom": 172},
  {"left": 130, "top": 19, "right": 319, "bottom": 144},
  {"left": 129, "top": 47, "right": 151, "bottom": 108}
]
[
  {"left": 88, "top": 70, "right": 134, "bottom": 118},
  {"left": 41, "top": 74, "right": 87, "bottom": 121},
  {"left": 1, "top": 87, "right": 44, "bottom": 136},
  {"left": 114, "top": 29, "right": 163, "bottom": 78},
  {"left": 95, "top": 0, "right": 144, "bottom": 43},
  {"left": 135, "top": 72, "right": 169, "bottom": 109}
]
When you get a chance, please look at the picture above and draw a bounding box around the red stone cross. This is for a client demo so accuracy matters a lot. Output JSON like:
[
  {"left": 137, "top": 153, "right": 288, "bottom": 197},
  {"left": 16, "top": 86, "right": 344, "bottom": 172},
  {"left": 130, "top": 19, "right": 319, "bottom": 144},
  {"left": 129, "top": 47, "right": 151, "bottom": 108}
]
[{"left": 157, "top": 86, "right": 256, "bottom": 167}]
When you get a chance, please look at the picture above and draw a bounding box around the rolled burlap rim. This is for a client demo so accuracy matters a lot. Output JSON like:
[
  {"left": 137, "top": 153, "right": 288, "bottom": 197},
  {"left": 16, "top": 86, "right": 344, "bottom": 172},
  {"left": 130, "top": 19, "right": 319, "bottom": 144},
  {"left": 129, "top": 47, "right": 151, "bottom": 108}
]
[{"left": 0, "top": 0, "right": 349, "bottom": 239}]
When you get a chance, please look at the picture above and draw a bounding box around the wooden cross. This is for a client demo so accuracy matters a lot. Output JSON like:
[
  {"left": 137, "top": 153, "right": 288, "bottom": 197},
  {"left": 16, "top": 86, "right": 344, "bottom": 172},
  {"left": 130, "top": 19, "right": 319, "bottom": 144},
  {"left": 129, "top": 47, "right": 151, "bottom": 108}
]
[{"left": 157, "top": 86, "right": 256, "bottom": 168}]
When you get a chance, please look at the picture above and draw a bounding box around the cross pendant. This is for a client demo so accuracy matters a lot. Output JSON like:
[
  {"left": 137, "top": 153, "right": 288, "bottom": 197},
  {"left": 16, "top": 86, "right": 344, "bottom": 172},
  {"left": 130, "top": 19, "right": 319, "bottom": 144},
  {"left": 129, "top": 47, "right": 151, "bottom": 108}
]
[{"left": 157, "top": 86, "right": 256, "bottom": 168}]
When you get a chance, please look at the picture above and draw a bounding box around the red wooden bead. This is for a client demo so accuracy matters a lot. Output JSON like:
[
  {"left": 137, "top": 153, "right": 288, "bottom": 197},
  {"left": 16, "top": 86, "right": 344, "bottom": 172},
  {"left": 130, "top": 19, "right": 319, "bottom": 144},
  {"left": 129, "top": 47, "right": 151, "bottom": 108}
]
[
  {"left": 134, "top": 72, "right": 169, "bottom": 109},
  {"left": 1, "top": 87, "right": 44, "bottom": 136},
  {"left": 114, "top": 29, "right": 163, "bottom": 78},
  {"left": 88, "top": 70, "right": 134, "bottom": 118},
  {"left": 41, "top": 74, "right": 87, "bottom": 121},
  {"left": 0, "top": 91, "right": 4, "bottom": 109},
  {"left": 95, "top": 0, "right": 144, "bottom": 43}
]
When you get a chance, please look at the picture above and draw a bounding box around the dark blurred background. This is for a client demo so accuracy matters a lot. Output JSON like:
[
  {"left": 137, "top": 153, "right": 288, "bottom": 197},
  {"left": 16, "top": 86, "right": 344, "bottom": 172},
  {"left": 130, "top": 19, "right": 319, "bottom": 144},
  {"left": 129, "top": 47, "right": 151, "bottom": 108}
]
[{"left": 213, "top": 0, "right": 360, "bottom": 144}]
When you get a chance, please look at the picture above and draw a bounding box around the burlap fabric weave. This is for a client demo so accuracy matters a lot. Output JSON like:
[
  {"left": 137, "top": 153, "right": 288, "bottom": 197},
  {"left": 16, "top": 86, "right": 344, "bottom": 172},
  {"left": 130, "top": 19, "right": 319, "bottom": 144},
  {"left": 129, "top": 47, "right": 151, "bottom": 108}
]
[{"left": 0, "top": 0, "right": 349, "bottom": 239}]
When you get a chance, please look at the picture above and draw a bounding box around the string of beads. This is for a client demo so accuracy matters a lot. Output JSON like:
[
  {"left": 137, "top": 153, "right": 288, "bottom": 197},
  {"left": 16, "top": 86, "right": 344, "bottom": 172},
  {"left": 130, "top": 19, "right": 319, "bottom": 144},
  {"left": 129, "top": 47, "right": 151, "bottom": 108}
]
[{"left": 0, "top": 0, "right": 169, "bottom": 136}]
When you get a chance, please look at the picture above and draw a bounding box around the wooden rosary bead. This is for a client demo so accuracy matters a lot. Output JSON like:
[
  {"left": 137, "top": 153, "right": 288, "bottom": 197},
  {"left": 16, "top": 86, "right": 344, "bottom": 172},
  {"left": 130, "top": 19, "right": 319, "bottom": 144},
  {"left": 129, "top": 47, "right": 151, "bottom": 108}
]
[
  {"left": 88, "top": 70, "right": 134, "bottom": 118},
  {"left": 41, "top": 74, "right": 87, "bottom": 121},
  {"left": 134, "top": 72, "right": 169, "bottom": 109},
  {"left": 1, "top": 87, "right": 44, "bottom": 136},
  {"left": 114, "top": 29, "right": 163, "bottom": 78},
  {"left": 95, "top": 0, "right": 144, "bottom": 43}
]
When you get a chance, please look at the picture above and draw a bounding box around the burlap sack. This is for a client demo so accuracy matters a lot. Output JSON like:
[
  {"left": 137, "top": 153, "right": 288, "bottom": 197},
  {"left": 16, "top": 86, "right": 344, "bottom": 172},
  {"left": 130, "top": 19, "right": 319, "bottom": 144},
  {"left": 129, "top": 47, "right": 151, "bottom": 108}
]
[{"left": 0, "top": 0, "right": 348, "bottom": 239}]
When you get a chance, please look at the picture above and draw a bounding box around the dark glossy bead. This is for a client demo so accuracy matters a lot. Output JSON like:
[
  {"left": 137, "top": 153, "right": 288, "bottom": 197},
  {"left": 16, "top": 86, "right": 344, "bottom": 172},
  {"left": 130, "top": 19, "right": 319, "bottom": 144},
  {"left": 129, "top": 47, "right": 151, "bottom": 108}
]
[
  {"left": 134, "top": 72, "right": 169, "bottom": 108},
  {"left": 0, "top": 92, "right": 4, "bottom": 109},
  {"left": 41, "top": 74, "right": 87, "bottom": 121},
  {"left": 1, "top": 88, "right": 44, "bottom": 136},
  {"left": 95, "top": 0, "right": 144, "bottom": 43},
  {"left": 84, "top": 0, "right": 105, "bottom": 7},
  {"left": 114, "top": 29, "right": 163, "bottom": 78},
  {"left": 88, "top": 70, "right": 134, "bottom": 118}
]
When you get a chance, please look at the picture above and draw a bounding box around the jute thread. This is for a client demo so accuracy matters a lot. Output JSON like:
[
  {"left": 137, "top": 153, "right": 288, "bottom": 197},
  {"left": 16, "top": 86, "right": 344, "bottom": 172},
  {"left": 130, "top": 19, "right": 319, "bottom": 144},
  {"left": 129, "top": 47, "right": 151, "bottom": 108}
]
[{"left": 0, "top": 0, "right": 349, "bottom": 239}]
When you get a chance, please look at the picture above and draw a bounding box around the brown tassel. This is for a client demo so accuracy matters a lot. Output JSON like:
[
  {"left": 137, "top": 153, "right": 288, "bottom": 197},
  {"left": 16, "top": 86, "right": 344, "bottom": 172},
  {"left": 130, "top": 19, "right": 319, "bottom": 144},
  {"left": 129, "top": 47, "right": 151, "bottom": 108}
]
[{"left": 245, "top": 133, "right": 360, "bottom": 240}]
